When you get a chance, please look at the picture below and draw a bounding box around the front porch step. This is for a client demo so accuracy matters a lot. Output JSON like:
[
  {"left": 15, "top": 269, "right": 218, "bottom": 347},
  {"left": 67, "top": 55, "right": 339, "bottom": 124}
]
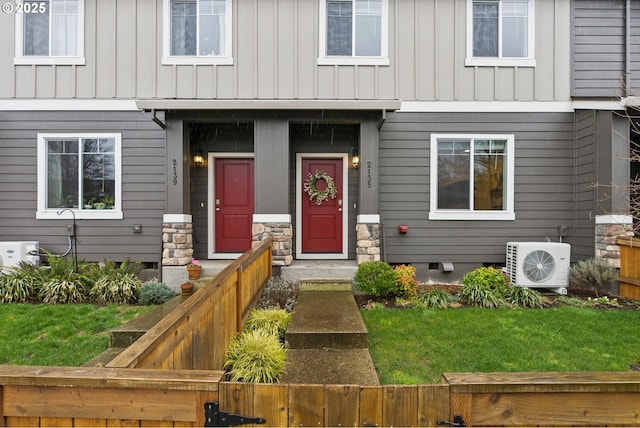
[
  {"left": 280, "top": 260, "right": 358, "bottom": 283},
  {"left": 285, "top": 291, "right": 368, "bottom": 349}
]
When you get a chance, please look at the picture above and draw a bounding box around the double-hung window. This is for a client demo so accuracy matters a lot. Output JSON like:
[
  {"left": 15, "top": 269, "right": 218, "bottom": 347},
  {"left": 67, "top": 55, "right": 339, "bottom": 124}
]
[
  {"left": 466, "top": 0, "right": 535, "bottom": 67},
  {"left": 430, "top": 134, "right": 515, "bottom": 220},
  {"left": 15, "top": 0, "right": 85, "bottom": 65},
  {"left": 163, "top": 0, "right": 232, "bottom": 65},
  {"left": 319, "top": 0, "right": 388, "bottom": 65},
  {"left": 37, "top": 134, "right": 123, "bottom": 220}
]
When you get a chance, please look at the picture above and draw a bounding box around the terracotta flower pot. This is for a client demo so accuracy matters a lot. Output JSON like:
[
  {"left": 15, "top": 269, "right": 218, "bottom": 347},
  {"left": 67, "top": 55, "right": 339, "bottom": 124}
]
[
  {"left": 180, "top": 282, "right": 195, "bottom": 295},
  {"left": 187, "top": 265, "right": 202, "bottom": 280}
]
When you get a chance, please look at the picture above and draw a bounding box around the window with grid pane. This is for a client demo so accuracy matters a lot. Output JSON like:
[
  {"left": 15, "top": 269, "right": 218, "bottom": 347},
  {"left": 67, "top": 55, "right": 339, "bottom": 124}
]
[
  {"left": 472, "top": 0, "right": 530, "bottom": 59},
  {"left": 21, "top": 0, "right": 80, "bottom": 57},
  {"left": 170, "top": 0, "right": 227, "bottom": 57},
  {"left": 325, "top": 0, "right": 382, "bottom": 57}
]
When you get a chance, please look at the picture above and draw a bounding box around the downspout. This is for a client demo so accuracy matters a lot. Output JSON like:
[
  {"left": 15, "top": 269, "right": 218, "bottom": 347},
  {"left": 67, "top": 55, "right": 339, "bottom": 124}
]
[{"left": 625, "top": 0, "right": 631, "bottom": 92}]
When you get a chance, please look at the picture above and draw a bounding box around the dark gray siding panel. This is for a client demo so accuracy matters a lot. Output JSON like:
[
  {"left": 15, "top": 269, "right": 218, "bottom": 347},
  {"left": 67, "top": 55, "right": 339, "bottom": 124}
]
[
  {"left": 378, "top": 111, "right": 577, "bottom": 279},
  {"left": 572, "top": 0, "right": 627, "bottom": 97},
  {"left": 0, "top": 111, "right": 166, "bottom": 264},
  {"left": 574, "top": 110, "right": 598, "bottom": 259}
]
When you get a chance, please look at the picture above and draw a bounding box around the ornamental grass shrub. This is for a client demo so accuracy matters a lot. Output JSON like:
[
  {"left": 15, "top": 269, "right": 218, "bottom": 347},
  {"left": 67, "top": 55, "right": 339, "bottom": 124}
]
[
  {"left": 243, "top": 308, "right": 292, "bottom": 341},
  {"left": 88, "top": 258, "right": 142, "bottom": 304},
  {"left": 354, "top": 261, "right": 399, "bottom": 297},
  {"left": 0, "top": 261, "right": 44, "bottom": 303},
  {"left": 257, "top": 276, "right": 298, "bottom": 311},
  {"left": 39, "top": 253, "right": 90, "bottom": 304},
  {"left": 416, "top": 287, "right": 453, "bottom": 309},
  {"left": 224, "top": 329, "right": 287, "bottom": 383},
  {"left": 505, "top": 285, "right": 544, "bottom": 308}
]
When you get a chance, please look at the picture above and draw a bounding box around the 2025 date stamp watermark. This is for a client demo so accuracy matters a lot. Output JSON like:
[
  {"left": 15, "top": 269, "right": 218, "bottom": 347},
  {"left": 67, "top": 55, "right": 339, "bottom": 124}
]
[{"left": 2, "top": 2, "right": 47, "bottom": 14}]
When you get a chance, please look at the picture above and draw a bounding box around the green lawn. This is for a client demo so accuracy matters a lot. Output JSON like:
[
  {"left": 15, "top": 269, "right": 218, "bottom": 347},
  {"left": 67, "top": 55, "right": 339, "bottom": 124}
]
[
  {"left": 362, "top": 306, "right": 640, "bottom": 384},
  {"left": 0, "top": 303, "right": 153, "bottom": 366}
]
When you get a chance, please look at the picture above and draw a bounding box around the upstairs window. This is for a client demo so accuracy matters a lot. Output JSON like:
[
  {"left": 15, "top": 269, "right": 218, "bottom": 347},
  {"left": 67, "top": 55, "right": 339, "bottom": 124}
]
[
  {"left": 37, "top": 134, "right": 122, "bottom": 220},
  {"left": 466, "top": 0, "right": 535, "bottom": 67},
  {"left": 430, "top": 134, "right": 515, "bottom": 220},
  {"left": 15, "top": 0, "right": 85, "bottom": 65},
  {"left": 319, "top": 0, "right": 388, "bottom": 65},
  {"left": 163, "top": 0, "right": 232, "bottom": 64}
]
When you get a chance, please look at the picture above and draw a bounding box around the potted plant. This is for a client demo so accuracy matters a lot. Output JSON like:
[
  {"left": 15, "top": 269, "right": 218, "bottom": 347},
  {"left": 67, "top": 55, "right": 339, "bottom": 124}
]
[
  {"left": 180, "top": 282, "right": 195, "bottom": 295},
  {"left": 186, "top": 258, "right": 202, "bottom": 280}
]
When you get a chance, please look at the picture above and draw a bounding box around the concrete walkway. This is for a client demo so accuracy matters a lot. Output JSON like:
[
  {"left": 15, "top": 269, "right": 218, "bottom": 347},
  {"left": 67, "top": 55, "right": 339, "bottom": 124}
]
[{"left": 279, "top": 285, "right": 380, "bottom": 385}]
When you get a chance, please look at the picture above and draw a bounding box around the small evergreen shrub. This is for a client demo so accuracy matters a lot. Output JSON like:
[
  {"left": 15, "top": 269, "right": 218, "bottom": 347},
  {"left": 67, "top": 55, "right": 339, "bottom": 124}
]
[
  {"left": 569, "top": 258, "right": 617, "bottom": 290},
  {"left": 224, "top": 329, "right": 287, "bottom": 383},
  {"left": 417, "top": 287, "right": 452, "bottom": 309},
  {"left": 257, "top": 276, "right": 298, "bottom": 311},
  {"left": 243, "top": 308, "right": 292, "bottom": 341},
  {"left": 353, "top": 261, "right": 399, "bottom": 297},
  {"left": 89, "top": 258, "right": 142, "bottom": 304},
  {"left": 394, "top": 264, "right": 419, "bottom": 298},
  {"left": 463, "top": 266, "right": 509, "bottom": 297},
  {"left": 505, "top": 285, "right": 544, "bottom": 308},
  {"left": 138, "top": 282, "right": 177, "bottom": 305},
  {"left": 459, "top": 283, "right": 503, "bottom": 308}
]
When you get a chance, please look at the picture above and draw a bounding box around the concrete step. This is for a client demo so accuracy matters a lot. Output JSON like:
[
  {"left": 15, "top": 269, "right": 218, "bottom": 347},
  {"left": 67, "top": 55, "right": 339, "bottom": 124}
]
[
  {"left": 278, "top": 348, "right": 379, "bottom": 385},
  {"left": 285, "top": 291, "right": 368, "bottom": 349},
  {"left": 298, "top": 279, "right": 353, "bottom": 292},
  {"left": 280, "top": 260, "right": 358, "bottom": 283}
]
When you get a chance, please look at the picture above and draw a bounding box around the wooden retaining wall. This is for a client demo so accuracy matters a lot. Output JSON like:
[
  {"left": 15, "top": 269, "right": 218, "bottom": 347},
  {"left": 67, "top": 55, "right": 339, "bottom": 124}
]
[
  {"left": 0, "top": 365, "right": 223, "bottom": 427},
  {"left": 106, "top": 237, "right": 272, "bottom": 370}
]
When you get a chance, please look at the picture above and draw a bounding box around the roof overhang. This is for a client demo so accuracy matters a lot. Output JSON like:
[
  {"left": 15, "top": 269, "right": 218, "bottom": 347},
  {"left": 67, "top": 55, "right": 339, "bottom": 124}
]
[{"left": 135, "top": 99, "right": 401, "bottom": 111}]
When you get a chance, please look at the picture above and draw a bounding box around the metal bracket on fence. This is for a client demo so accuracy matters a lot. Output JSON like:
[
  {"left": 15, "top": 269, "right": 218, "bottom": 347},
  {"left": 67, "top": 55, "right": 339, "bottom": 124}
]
[
  {"left": 204, "top": 402, "right": 266, "bottom": 427},
  {"left": 437, "top": 415, "right": 466, "bottom": 427}
]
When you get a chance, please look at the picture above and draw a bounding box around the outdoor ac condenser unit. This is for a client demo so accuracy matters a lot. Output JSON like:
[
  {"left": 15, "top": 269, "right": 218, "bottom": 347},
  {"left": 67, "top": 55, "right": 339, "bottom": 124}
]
[
  {"left": 0, "top": 241, "right": 40, "bottom": 272},
  {"left": 505, "top": 242, "right": 570, "bottom": 294}
]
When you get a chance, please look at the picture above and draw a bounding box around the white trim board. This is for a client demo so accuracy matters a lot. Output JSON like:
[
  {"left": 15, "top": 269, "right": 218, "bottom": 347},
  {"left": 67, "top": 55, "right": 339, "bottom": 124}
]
[{"left": 0, "top": 99, "right": 139, "bottom": 111}]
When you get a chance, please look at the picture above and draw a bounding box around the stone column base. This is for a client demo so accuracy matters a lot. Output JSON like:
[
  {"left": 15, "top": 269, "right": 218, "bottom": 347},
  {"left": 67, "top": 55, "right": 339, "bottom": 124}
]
[
  {"left": 595, "top": 215, "right": 634, "bottom": 268},
  {"left": 356, "top": 222, "right": 381, "bottom": 264},
  {"left": 253, "top": 221, "right": 293, "bottom": 266}
]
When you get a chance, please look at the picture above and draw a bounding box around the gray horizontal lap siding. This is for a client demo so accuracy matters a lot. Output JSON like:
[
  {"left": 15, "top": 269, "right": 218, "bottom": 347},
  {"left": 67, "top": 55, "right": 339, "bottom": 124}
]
[
  {"left": 0, "top": 111, "right": 166, "bottom": 264},
  {"left": 571, "top": 0, "right": 640, "bottom": 97},
  {"left": 378, "top": 112, "right": 576, "bottom": 274}
]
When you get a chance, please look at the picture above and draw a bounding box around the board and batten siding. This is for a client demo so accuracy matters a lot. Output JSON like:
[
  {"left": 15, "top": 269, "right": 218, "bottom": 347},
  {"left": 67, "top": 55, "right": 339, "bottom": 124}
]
[
  {"left": 0, "top": 111, "right": 166, "bottom": 264},
  {"left": 377, "top": 111, "right": 576, "bottom": 276},
  {"left": 0, "top": 0, "right": 570, "bottom": 103},
  {"left": 571, "top": 0, "right": 640, "bottom": 98}
]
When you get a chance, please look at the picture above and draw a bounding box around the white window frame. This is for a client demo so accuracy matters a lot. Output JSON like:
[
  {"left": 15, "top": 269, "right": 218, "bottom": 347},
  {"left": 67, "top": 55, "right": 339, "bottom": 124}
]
[
  {"left": 162, "top": 0, "right": 233, "bottom": 65},
  {"left": 36, "top": 133, "right": 123, "bottom": 220},
  {"left": 465, "top": 0, "right": 535, "bottom": 68},
  {"left": 429, "top": 134, "right": 515, "bottom": 221},
  {"left": 318, "top": 0, "right": 389, "bottom": 66},
  {"left": 14, "top": 0, "right": 85, "bottom": 65}
]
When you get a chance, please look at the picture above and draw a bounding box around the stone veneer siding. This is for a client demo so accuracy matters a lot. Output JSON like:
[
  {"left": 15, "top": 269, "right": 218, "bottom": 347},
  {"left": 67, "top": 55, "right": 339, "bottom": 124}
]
[
  {"left": 162, "top": 221, "right": 193, "bottom": 266},
  {"left": 356, "top": 223, "right": 381, "bottom": 263},
  {"left": 595, "top": 221, "right": 634, "bottom": 268},
  {"left": 252, "top": 222, "right": 293, "bottom": 266}
]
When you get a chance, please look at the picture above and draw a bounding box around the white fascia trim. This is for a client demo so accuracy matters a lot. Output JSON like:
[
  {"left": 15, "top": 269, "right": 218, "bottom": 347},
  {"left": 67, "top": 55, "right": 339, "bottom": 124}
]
[
  {"left": 253, "top": 214, "right": 291, "bottom": 223},
  {"left": 357, "top": 214, "right": 381, "bottom": 224},
  {"left": 400, "top": 101, "right": 575, "bottom": 113},
  {"left": 595, "top": 215, "right": 633, "bottom": 225},
  {"left": 0, "top": 99, "right": 139, "bottom": 111},
  {"left": 163, "top": 214, "right": 193, "bottom": 223}
]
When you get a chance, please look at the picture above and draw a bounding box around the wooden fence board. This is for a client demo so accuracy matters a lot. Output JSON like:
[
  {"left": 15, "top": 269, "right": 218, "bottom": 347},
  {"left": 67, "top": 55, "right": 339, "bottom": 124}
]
[
  {"left": 325, "top": 385, "right": 360, "bottom": 427},
  {"left": 383, "top": 385, "right": 418, "bottom": 427},
  {"left": 471, "top": 391, "right": 640, "bottom": 427},
  {"left": 359, "top": 386, "right": 383, "bottom": 427},
  {"left": 75, "top": 418, "right": 108, "bottom": 427},
  {"left": 220, "top": 382, "right": 254, "bottom": 419},
  {"left": 253, "top": 383, "right": 289, "bottom": 427},
  {"left": 419, "top": 384, "right": 450, "bottom": 427},
  {"left": 289, "top": 385, "right": 324, "bottom": 427},
  {"left": 3, "top": 385, "right": 197, "bottom": 422}
]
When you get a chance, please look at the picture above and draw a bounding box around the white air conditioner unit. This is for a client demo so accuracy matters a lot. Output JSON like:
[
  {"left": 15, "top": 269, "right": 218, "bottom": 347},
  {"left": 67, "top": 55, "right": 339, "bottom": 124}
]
[
  {"left": 505, "top": 242, "right": 570, "bottom": 294},
  {"left": 0, "top": 241, "right": 40, "bottom": 272}
]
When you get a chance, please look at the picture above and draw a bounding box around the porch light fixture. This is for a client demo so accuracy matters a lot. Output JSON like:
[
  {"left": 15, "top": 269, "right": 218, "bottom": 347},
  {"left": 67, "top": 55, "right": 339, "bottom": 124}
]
[
  {"left": 352, "top": 154, "right": 360, "bottom": 168},
  {"left": 193, "top": 152, "right": 205, "bottom": 168}
]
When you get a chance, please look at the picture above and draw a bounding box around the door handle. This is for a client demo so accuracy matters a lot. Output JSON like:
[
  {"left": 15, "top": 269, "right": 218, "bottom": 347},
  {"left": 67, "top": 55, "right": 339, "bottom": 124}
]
[{"left": 216, "top": 208, "right": 220, "bottom": 211}]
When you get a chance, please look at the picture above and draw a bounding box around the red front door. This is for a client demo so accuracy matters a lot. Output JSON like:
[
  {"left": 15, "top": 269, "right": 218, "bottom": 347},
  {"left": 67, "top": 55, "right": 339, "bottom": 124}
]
[
  {"left": 215, "top": 158, "right": 254, "bottom": 252},
  {"left": 301, "top": 158, "right": 343, "bottom": 253}
]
